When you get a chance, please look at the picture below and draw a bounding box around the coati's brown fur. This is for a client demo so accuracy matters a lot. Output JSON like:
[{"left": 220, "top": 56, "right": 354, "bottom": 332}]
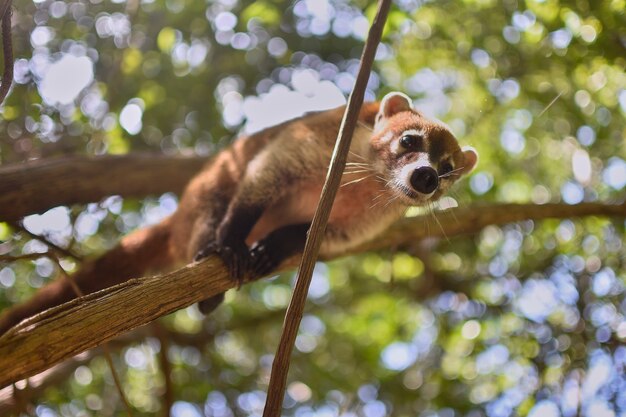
[{"left": 0, "top": 92, "right": 477, "bottom": 335}]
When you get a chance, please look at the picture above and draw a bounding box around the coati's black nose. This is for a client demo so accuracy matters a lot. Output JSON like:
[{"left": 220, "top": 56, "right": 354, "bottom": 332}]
[{"left": 410, "top": 167, "right": 439, "bottom": 194}]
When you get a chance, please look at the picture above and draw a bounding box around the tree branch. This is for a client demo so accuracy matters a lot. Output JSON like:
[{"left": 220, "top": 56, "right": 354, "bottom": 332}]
[
  {"left": 0, "top": 154, "right": 208, "bottom": 222},
  {"left": 0, "top": 256, "right": 229, "bottom": 389},
  {"left": 357, "top": 201, "right": 626, "bottom": 250},
  {"left": 0, "top": 309, "right": 288, "bottom": 414},
  {"left": 0, "top": 201, "right": 623, "bottom": 389}
]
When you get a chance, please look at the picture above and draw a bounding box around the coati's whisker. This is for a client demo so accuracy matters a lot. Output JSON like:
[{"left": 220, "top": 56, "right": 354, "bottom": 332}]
[
  {"left": 345, "top": 164, "right": 372, "bottom": 170},
  {"left": 445, "top": 190, "right": 461, "bottom": 225},
  {"left": 537, "top": 90, "right": 563, "bottom": 118},
  {"left": 344, "top": 168, "right": 371, "bottom": 173},
  {"left": 383, "top": 195, "right": 400, "bottom": 209},
  {"left": 370, "top": 192, "right": 393, "bottom": 209},
  {"left": 439, "top": 166, "right": 465, "bottom": 178},
  {"left": 348, "top": 151, "right": 368, "bottom": 161},
  {"left": 357, "top": 120, "right": 374, "bottom": 132},
  {"left": 341, "top": 174, "right": 376, "bottom": 187},
  {"left": 428, "top": 202, "right": 450, "bottom": 243},
  {"left": 424, "top": 208, "right": 431, "bottom": 238},
  {"left": 344, "top": 166, "right": 373, "bottom": 172},
  {"left": 343, "top": 170, "right": 373, "bottom": 176},
  {"left": 371, "top": 190, "right": 400, "bottom": 208},
  {"left": 369, "top": 199, "right": 385, "bottom": 210}
]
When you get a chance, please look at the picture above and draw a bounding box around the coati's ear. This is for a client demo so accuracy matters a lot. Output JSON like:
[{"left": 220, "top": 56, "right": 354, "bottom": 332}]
[
  {"left": 459, "top": 146, "right": 478, "bottom": 175},
  {"left": 378, "top": 92, "right": 413, "bottom": 119}
]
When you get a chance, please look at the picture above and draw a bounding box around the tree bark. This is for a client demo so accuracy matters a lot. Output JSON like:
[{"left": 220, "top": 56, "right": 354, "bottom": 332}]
[
  {"left": 0, "top": 310, "right": 285, "bottom": 415},
  {"left": 0, "top": 154, "right": 208, "bottom": 222},
  {"left": 0, "top": 201, "right": 623, "bottom": 389}
]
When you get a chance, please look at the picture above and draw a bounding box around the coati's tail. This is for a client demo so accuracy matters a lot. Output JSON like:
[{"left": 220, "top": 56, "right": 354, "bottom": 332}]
[{"left": 0, "top": 217, "right": 176, "bottom": 335}]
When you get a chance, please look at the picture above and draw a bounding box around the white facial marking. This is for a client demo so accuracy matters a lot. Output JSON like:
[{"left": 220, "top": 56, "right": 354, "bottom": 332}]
[
  {"left": 400, "top": 129, "right": 424, "bottom": 138},
  {"left": 380, "top": 131, "right": 395, "bottom": 143}
]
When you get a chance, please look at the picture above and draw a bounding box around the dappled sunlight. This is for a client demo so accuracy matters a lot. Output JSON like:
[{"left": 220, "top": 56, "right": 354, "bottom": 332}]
[
  {"left": 119, "top": 99, "right": 144, "bottom": 135},
  {"left": 0, "top": 0, "right": 625, "bottom": 415},
  {"left": 39, "top": 54, "right": 94, "bottom": 106}
]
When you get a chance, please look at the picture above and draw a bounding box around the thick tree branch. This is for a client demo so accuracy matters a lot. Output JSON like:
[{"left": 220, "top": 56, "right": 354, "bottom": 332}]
[
  {"left": 356, "top": 201, "right": 626, "bottom": 250},
  {"left": 0, "top": 154, "right": 208, "bottom": 222},
  {"left": 0, "top": 256, "right": 228, "bottom": 389},
  {"left": 0, "top": 201, "right": 623, "bottom": 389},
  {"left": 0, "top": 309, "right": 288, "bottom": 414}
]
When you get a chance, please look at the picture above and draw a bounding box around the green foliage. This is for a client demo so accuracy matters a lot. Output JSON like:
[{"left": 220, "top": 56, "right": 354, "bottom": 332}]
[{"left": 0, "top": 0, "right": 625, "bottom": 416}]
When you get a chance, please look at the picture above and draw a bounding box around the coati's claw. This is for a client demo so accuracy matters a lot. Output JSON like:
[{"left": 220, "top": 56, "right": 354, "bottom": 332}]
[
  {"left": 249, "top": 241, "right": 279, "bottom": 277},
  {"left": 195, "top": 241, "right": 249, "bottom": 284},
  {"left": 194, "top": 241, "right": 219, "bottom": 262},
  {"left": 220, "top": 246, "right": 245, "bottom": 283}
]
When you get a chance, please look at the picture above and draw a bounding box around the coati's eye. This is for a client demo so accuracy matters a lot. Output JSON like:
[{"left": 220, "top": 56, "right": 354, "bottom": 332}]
[
  {"left": 400, "top": 135, "right": 419, "bottom": 149},
  {"left": 439, "top": 161, "right": 454, "bottom": 175}
]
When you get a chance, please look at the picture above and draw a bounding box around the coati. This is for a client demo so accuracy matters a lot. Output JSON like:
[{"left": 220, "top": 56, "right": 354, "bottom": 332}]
[{"left": 0, "top": 92, "right": 477, "bottom": 335}]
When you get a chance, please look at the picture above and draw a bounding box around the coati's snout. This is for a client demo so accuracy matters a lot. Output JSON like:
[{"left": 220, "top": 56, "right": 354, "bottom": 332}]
[{"left": 410, "top": 166, "right": 438, "bottom": 194}]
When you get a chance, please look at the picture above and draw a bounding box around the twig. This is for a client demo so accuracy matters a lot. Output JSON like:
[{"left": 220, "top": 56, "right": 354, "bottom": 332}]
[
  {"left": 261, "top": 1, "right": 392, "bottom": 415},
  {"left": 48, "top": 257, "right": 83, "bottom": 310},
  {"left": 154, "top": 323, "right": 173, "bottom": 417},
  {"left": 10, "top": 221, "right": 82, "bottom": 261},
  {"left": 0, "top": 0, "right": 13, "bottom": 104},
  {"left": 102, "top": 345, "right": 133, "bottom": 415},
  {"left": 50, "top": 256, "right": 133, "bottom": 416},
  {"left": 0, "top": 253, "right": 50, "bottom": 264}
]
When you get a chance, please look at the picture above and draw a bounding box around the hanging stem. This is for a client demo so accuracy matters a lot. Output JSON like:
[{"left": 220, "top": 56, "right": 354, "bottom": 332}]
[
  {"left": 0, "top": 0, "right": 13, "bottom": 104},
  {"left": 261, "top": 1, "right": 392, "bottom": 416}
]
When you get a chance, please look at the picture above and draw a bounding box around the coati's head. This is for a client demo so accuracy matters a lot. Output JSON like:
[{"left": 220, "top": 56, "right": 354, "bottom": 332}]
[{"left": 370, "top": 92, "right": 478, "bottom": 206}]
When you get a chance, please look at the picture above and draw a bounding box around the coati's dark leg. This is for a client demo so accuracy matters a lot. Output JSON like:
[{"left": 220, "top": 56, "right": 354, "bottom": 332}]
[
  {"left": 248, "top": 223, "right": 311, "bottom": 276},
  {"left": 192, "top": 203, "right": 262, "bottom": 314},
  {"left": 197, "top": 292, "right": 225, "bottom": 314},
  {"left": 194, "top": 155, "right": 302, "bottom": 279},
  {"left": 194, "top": 203, "right": 265, "bottom": 280}
]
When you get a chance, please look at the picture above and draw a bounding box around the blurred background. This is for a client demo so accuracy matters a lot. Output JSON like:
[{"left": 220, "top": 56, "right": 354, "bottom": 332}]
[{"left": 0, "top": 0, "right": 625, "bottom": 416}]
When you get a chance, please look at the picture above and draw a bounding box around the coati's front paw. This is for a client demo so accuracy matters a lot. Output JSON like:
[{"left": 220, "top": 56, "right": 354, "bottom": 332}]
[
  {"left": 194, "top": 241, "right": 220, "bottom": 261},
  {"left": 249, "top": 241, "right": 281, "bottom": 277},
  {"left": 194, "top": 240, "right": 250, "bottom": 283}
]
